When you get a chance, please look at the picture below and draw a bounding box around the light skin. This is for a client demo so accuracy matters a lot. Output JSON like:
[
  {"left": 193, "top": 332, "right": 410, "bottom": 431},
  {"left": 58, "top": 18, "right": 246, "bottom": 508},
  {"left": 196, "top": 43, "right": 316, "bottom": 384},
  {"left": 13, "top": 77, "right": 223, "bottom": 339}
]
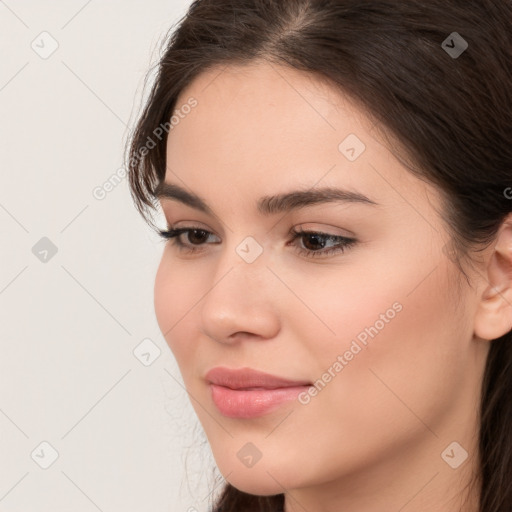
[{"left": 153, "top": 60, "right": 512, "bottom": 512}]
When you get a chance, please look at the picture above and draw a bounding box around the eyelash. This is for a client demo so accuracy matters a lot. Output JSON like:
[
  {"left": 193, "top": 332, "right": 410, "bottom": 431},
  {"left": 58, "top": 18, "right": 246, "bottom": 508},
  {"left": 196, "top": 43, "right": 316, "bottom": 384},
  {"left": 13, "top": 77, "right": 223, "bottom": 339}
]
[{"left": 157, "top": 226, "right": 357, "bottom": 259}]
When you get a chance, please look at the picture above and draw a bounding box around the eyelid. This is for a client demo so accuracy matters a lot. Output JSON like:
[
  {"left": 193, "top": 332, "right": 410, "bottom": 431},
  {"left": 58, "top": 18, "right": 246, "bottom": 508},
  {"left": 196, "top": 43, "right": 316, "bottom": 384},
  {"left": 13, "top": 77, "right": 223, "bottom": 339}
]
[
  {"left": 165, "top": 218, "right": 218, "bottom": 233},
  {"left": 159, "top": 224, "right": 358, "bottom": 260},
  {"left": 164, "top": 217, "right": 354, "bottom": 238},
  {"left": 295, "top": 222, "right": 355, "bottom": 238}
]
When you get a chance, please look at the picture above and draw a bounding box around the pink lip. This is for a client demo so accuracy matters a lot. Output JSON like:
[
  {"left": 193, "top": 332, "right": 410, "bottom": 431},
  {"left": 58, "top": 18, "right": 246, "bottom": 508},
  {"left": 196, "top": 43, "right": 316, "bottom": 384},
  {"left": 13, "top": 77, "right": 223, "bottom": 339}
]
[{"left": 205, "top": 367, "right": 312, "bottom": 418}]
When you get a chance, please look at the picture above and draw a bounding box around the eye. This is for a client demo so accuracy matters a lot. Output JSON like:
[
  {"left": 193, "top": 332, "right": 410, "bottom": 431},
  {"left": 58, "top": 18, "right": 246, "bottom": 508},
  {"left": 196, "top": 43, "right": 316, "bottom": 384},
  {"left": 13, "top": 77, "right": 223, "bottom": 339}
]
[
  {"left": 288, "top": 228, "right": 356, "bottom": 258},
  {"left": 157, "top": 226, "right": 356, "bottom": 259},
  {"left": 158, "top": 227, "right": 220, "bottom": 253}
]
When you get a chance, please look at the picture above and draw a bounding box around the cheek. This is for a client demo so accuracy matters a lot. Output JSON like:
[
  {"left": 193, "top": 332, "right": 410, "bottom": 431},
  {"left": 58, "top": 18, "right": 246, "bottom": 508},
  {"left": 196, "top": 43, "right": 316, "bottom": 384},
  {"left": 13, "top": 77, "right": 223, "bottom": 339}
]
[
  {"left": 243, "top": 264, "right": 467, "bottom": 487},
  {"left": 154, "top": 254, "right": 197, "bottom": 362},
  {"left": 153, "top": 255, "right": 173, "bottom": 341},
  {"left": 301, "top": 258, "right": 466, "bottom": 438}
]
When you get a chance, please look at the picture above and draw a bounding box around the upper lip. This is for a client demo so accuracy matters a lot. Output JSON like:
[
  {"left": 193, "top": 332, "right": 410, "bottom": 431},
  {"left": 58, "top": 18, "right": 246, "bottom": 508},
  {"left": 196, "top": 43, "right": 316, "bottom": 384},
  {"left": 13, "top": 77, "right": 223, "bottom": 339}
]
[{"left": 205, "top": 367, "right": 312, "bottom": 390}]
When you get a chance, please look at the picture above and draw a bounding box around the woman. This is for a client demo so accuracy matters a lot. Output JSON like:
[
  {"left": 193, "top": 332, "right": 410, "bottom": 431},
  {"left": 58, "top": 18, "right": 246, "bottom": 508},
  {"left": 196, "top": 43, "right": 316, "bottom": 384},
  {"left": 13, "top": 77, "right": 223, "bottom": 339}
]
[{"left": 125, "top": 1, "right": 512, "bottom": 510}]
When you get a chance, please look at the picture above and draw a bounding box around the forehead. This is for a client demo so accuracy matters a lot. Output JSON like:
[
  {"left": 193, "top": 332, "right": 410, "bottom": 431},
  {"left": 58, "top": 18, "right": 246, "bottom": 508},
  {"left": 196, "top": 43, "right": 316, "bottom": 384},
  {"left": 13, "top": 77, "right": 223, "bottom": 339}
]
[
  {"left": 177, "top": 60, "right": 344, "bottom": 110},
  {"left": 163, "top": 61, "right": 439, "bottom": 219},
  {"left": 170, "top": 61, "right": 362, "bottom": 152},
  {"left": 168, "top": 62, "right": 365, "bottom": 175}
]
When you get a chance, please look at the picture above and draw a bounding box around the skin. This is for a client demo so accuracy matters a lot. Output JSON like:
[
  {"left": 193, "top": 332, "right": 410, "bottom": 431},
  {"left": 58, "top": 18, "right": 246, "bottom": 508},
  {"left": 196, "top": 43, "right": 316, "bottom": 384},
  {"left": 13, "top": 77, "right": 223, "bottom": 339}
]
[{"left": 153, "top": 60, "right": 512, "bottom": 512}]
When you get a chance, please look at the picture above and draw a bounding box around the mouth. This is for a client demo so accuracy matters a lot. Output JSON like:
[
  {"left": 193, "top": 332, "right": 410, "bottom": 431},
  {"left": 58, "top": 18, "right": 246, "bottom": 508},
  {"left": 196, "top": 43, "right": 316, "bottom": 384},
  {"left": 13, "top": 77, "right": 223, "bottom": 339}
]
[
  {"left": 209, "top": 384, "right": 312, "bottom": 419},
  {"left": 205, "top": 366, "right": 312, "bottom": 389},
  {"left": 205, "top": 367, "right": 312, "bottom": 418},
  {"left": 230, "top": 386, "right": 288, "bottom": 390}
]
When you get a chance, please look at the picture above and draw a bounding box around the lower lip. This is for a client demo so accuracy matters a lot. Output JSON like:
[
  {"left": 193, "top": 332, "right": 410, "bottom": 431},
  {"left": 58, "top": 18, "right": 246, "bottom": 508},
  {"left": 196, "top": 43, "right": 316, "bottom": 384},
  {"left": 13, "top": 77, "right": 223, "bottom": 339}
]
[{"left": 210, "top": 383, "right": 311, "bottom": 418}]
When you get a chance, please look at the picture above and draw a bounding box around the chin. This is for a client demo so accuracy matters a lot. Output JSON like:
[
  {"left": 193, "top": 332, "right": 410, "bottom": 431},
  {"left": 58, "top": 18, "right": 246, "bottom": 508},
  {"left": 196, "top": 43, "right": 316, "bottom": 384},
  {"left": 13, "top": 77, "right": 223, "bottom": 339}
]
[
  {"left": 214, "top": 453, "right": 299, "bottom": 496},
  {"left": 225, "top": 473, "right": 285, "bottom": 497}
]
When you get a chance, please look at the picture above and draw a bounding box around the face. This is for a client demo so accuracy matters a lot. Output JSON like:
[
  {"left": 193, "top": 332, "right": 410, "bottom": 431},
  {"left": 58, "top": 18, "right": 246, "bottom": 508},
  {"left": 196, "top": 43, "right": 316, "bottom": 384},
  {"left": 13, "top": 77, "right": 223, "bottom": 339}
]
[{"left": 154, "top": 61, "right": 487, "bottom": 501}]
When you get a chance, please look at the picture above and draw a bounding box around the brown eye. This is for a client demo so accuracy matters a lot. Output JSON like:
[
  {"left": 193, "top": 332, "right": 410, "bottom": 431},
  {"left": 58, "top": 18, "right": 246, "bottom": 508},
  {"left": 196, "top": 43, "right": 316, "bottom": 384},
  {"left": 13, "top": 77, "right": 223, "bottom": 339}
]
[
  {"left": 158, "top": 226, "right": 357, "bottom": 258},
  {"left": 289, "top": 229, "right": 357, "bottom": 258}
]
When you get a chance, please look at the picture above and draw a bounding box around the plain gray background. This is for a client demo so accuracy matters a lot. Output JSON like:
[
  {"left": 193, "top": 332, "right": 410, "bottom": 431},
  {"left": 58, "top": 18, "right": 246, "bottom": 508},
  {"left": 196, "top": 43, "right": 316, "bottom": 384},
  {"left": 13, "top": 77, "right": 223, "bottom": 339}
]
[{"left": 0, "top": 1, "right": 220, "bottom": 510}]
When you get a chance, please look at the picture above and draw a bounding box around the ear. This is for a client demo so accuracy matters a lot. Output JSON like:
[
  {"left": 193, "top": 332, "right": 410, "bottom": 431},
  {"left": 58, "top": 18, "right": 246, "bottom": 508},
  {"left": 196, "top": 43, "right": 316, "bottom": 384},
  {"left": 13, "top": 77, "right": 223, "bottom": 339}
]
[{"left": 474, "top": 213, "right": 512, "bottom": 341}]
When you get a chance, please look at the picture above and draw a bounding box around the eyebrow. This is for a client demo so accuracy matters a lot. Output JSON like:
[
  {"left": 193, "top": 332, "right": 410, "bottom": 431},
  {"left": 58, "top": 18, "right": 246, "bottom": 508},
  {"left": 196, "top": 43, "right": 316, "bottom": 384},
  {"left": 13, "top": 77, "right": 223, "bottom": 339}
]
[{"left": 153, "top": 181, "right": 379, "bottom": 216}]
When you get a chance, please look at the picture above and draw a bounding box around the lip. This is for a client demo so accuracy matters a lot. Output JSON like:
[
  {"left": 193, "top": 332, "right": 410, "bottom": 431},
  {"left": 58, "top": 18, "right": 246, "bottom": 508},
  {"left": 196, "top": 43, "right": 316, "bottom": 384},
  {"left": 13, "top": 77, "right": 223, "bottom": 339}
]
[
  {"left": 205, "top": 367, "right": 312, "bottom": 418},
  {"left": 205, "top": 366, "right": 311, "bottom": 389}
]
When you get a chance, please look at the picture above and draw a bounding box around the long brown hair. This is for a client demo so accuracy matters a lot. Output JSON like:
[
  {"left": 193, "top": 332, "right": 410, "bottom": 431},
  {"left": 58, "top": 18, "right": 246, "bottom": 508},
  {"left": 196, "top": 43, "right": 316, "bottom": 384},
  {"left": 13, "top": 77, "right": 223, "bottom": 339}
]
[{"left": 124, "top": 1, "right": 512, "bottom": 510}]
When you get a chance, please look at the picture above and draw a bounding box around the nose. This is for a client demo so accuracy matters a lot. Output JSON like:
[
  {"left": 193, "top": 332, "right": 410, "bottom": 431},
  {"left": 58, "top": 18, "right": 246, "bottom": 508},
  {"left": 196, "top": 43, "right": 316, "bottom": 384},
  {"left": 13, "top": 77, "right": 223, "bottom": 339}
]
[{"left": 199, "top": 246, "right": 281, "bottom": 345}]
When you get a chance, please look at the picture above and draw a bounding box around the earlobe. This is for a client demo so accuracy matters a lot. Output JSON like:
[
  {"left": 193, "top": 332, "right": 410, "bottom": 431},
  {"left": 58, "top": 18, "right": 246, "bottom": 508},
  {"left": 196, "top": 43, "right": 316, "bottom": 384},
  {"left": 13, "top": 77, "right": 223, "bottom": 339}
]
[{"left": 473, "top": 214, "right": 512, "bottom": 341}]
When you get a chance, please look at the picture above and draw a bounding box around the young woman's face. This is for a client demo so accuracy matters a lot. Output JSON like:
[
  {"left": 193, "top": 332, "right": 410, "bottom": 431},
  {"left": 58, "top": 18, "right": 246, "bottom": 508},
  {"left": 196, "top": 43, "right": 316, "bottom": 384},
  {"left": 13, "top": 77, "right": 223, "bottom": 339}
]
[{"left": 154, "top": 61, "right": 487, "bottom": 506}]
